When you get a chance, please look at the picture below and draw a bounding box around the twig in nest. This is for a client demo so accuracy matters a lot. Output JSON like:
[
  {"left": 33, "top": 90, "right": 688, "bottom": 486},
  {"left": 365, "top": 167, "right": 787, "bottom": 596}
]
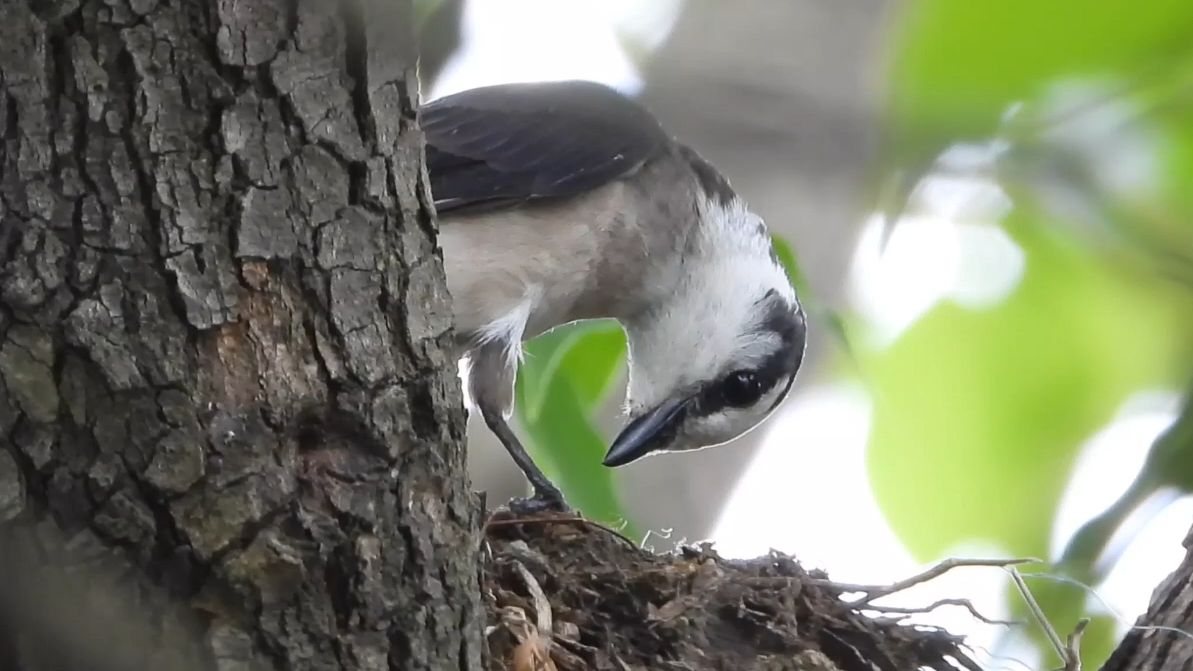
[
  {"left": 498, "top": 607, "right": 557, "bottom": 671},
  {"left": 514, "top": 560, "right": 553, "bottom": 636},
  {"left": 1062, "top": 618, "right": 1089, "bottom": 671},
  {"left": 858, "top": 597, "right": 1022, "bottom": 627},
  {"left": 485, "top": 513, "right": 639, "bottom": 549},
  {"left": 507, "top": 560, "right": 560, "bottom": 671},
  {"left": 822, "top": 557, "right": 1040, "bottom": 606},
  {"left": 1006, "top": 566, "right": 1089, "bottom": 671}
]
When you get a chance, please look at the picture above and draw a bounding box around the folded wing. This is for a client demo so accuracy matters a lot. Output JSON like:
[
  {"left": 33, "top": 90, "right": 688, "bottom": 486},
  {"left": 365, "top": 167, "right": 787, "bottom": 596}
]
[{"left": 421, "top": 80, "right": 670, "bottom": 213}]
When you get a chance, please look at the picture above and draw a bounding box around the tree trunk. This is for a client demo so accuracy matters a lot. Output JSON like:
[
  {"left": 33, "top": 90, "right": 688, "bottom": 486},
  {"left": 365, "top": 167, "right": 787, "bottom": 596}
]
[
  {"left": 4, "top": 1, "right": 1193, "bottom": 670},
  {"left": 1100, "top": 524, "right": 1193, "bottom": 671},
  {"left": 0, "top": 1, "right": 483, "bottom": 669}
]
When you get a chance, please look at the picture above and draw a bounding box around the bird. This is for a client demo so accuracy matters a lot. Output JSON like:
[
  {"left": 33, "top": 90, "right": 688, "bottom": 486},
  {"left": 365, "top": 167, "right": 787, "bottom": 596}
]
[{"left": 422, "top": 80, "right": 807, "bottom": 512}]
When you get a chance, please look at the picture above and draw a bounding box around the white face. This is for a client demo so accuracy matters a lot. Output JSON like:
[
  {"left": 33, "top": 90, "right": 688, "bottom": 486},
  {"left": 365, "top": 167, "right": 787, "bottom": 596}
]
[{"left": 604, "top": 197, "right": 807, "bottom": 467}]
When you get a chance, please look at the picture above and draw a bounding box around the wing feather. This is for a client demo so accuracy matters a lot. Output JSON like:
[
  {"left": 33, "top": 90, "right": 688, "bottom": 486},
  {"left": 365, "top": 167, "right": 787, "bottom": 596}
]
[{"left": 421, "top": 80, "right": 669, "bottom": 213}]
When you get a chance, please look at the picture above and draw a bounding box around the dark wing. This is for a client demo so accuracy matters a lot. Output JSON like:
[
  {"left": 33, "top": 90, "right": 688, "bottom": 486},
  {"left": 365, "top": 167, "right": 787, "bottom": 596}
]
[{"left": 421, "top": 80, "right": 670, "bottom": 214}]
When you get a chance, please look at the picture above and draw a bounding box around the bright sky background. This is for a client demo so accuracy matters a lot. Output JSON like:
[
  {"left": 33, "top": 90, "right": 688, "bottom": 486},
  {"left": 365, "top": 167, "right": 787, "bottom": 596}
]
[
  {"left": 437, "top": 2, "right": 1192, "bottom": 668},
  {"left": 431, "top": 0, "right": 681, "bottom": 99}
]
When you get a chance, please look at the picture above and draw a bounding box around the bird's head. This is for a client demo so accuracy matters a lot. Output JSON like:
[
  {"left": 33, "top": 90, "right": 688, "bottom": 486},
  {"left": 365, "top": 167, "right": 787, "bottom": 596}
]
[{"left": 603, "top": 191, "right": 807, "bottom": 467}]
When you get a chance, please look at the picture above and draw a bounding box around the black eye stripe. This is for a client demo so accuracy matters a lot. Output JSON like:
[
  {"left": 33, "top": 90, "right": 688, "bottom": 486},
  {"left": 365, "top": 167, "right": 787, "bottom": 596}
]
[
  {"left": 766, "top": 369, "right": 798, "bottom": 413},
  {"left": 693, "top": 366, "right": 778, "bottom": 416},
  {"left": 753, "top": 288, "right": 779, "bottom": 307},
  {"left": 688, "top": 296, "right": 806, "bottom": 418}
]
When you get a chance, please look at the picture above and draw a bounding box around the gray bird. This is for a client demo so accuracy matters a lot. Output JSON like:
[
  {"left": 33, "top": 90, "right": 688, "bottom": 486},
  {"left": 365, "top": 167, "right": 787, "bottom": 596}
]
[{"left": 423, "top": 80, "right": 806, "bottom": 511}]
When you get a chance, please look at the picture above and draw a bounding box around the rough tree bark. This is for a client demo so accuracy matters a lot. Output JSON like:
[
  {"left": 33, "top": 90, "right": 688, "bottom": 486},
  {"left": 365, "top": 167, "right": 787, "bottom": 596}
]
[
  {"left": 1, "top": 1, "right": 1191, "bottom": 671},
  {"left": 0, "top": 1, "right": 482, "bottom": 669},
  {"left": 1101, "top": 524, "right": 1193, "bottom": 671}
]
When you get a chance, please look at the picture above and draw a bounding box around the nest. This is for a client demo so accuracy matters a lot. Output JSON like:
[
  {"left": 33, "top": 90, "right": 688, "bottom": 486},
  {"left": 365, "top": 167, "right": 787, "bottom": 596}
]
[{"left": 482, "top": 514, "right": 985, "bottom": 671}]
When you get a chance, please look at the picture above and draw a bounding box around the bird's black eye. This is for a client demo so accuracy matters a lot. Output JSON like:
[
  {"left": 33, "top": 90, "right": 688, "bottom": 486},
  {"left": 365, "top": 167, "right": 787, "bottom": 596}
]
[{"left": 721, "top": 370, "right": 763, "bottom": 407}]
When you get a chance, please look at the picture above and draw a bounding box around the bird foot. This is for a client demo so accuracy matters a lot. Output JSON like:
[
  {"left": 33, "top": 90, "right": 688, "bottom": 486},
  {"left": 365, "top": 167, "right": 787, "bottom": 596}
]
[{"left": 505, "top": 488, "right": 570, "bottom": 517}]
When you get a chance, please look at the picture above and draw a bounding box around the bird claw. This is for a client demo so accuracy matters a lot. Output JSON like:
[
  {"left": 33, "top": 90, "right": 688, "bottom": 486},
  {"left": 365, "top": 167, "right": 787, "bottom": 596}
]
[{"left": 507, "top": 488, "right": 570, "bottom": 517}]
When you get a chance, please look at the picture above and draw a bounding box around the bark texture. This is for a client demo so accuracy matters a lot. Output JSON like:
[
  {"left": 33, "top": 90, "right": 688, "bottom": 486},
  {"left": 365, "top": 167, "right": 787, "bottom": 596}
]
[
  {"left": 1101, "top": 524, "right": 1193, "bottom": 671},
  {"left": 0, "top": 1, "right": 483, "bottom": 669}
]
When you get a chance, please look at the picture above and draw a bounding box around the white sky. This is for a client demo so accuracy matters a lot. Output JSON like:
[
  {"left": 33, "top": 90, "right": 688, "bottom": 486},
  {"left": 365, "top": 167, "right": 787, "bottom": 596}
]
[
  {"left": 430, "top": 0, "right": 681, "bottom": 99},
  {"left": 438, "top": 2, "right": 1193, "bottom": 665}
]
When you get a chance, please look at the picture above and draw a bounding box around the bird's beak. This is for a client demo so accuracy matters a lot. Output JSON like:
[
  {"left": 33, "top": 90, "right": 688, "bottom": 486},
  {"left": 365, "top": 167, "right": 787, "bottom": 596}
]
[{"left": 603, "top": 397, "right": 690, "bottom": 467}]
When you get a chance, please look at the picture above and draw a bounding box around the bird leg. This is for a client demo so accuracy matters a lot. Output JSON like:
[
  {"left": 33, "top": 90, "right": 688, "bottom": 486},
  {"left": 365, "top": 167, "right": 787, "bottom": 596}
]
[
  {"left": 469, "top": 342, "right": 569, "bottom": 514},
  {"left": 480, "top": 406, "right": 568, "bottom": 514}
]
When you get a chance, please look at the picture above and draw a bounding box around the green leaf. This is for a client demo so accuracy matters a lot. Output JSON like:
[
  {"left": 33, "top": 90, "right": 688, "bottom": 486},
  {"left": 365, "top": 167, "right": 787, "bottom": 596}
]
[
  {"left": 517, "top": 327, "right": 582, "bottom": 422},
  {"left": 552, "top": 322, "right": 627, "bottom": 413},
  {"left": 880, "top": 4, "right": 1193, "bottom": 665},
  {"left": 515, "top": 369, "right": 634, "bottom": 532},
  {"left": 771, "top": 234, "right": 810, "bottom": 297},
  {"left": 888, "top": 0, "right": 1193, "bottom": 146},
  {"left": 882, "top": 0, "right": 1193, "bottom": 210},
  {"left": 518, "top": 321, "right": 624, "bottom": 421},
  {"left": 514, "top": 322, "right": 632, "bottom": 530},
  {"left": 1077, "top": 615, "right": 1118, "bottom": 670},
  {"left": 864, "top": 216, "right": 1189, "bottom": 561}
]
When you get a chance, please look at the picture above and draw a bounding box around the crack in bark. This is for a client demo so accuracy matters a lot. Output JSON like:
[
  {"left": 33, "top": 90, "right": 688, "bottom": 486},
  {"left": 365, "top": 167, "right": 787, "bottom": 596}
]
[{"left": 1, "top": 1, "right": 480, "bottom": 669}]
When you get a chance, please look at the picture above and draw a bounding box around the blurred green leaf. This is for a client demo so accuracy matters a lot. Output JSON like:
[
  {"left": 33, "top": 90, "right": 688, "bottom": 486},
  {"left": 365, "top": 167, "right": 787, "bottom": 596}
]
[
  {"left": 517, "top": 371, "right": 631, "bottom": 530},
  {"left": 518, "top": 327, "right": 581, "bottom": 422},
  {"left": 864, "top": 216, "right": 1189, "bottom": 561},
  {"left": 771, "top": 234, "right": 810, "bottom": 297},
  {"left": 515, "top": 322, "right": 632, "bottom": 530},
  {"left": 887, "top": 0, "right": 1193, "bottom": 150},
  {"left": 880, "top": 2, "right": 1193, "bottom": 666},
  {"left": 881, "top": 0, "right": 1193, "bottom": 227},
  {"left": 1078, "top": 615, "right": 1119, "bottom": 670},
  {"left": 552, "top": 322, "right": 627, "bottom": 414},
  {"left": 519, "top": 321, "right": 625, "bottom": 421}
]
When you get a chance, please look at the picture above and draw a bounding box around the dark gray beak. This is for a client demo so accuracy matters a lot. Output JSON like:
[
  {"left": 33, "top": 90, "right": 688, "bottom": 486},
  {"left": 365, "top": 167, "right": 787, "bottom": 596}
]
[{"left": 603, "top": 397, "right": 690, "bottom": 467}]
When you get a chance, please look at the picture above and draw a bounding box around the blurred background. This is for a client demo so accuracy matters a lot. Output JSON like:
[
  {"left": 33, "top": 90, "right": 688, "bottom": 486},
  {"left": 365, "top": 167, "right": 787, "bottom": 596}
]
[{"left": 417, "top": 1, "right": 1193, "bottom": 668}]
